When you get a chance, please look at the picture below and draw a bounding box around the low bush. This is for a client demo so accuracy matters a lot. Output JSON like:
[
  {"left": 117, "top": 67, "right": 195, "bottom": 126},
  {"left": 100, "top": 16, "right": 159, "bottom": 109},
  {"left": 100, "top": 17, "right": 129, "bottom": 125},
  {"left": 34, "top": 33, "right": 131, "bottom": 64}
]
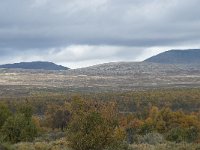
[
  {"left": 137, "top": 132, "right": 165, "bottom": 145},
  {"left": 12, "top": 138, "right": 71, "bottom": 150},
  {"left": 130, "top": 143, "right": 200, "bottom": 150}
]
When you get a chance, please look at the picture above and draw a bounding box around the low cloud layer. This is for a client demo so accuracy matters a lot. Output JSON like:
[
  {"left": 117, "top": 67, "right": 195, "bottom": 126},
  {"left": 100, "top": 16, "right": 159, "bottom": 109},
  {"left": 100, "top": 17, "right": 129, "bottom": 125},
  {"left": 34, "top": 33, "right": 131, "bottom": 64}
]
[{"left": 0, "top": 0, "right": 200, "bottom": 68}]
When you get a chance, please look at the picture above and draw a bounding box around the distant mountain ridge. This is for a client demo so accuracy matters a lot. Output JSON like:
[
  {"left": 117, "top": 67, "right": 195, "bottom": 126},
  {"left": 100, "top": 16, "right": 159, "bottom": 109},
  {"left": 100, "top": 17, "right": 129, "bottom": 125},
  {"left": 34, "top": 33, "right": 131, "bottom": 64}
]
[
  {"left": 0, "top": 61, "right": 69, "bottom": 70},
  {"left": 0, "top": 49, "right": 199, "bottom": 71},
  {"left": 144, "top": 49, "right": 200, "bottom": 64}
]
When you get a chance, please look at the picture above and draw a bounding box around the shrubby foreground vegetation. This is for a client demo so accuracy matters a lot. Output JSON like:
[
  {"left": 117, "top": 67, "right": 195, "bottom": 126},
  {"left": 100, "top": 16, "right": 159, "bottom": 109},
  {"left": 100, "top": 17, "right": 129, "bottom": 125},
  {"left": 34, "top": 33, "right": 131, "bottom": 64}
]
[{"left": 0, "top": 88, "right": 200, "bottom": 150}]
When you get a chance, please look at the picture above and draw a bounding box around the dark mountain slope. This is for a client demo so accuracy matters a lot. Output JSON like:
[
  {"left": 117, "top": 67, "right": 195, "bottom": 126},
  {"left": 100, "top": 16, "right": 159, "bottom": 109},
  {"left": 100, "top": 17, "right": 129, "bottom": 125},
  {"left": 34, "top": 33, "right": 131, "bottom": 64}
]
[
  {"left": 0, "top": 61, "right": 69, "bottom": 70},
  {"left": 144, "top": 49, "right": 200, "bottom": 64}
]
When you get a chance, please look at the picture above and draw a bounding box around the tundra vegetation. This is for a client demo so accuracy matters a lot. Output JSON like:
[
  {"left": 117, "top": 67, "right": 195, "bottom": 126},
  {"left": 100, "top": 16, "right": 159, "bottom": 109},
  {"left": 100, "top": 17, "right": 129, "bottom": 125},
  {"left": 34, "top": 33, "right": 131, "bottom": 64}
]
[{"left": 0, "top": 88, "right": 200, "bottom": 150}]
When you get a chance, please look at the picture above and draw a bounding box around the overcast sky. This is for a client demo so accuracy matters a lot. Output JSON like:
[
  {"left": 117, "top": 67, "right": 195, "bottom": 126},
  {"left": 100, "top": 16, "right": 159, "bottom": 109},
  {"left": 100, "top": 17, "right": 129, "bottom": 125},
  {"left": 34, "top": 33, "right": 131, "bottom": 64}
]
[{"left": 0, "top": 0, "right": 200, "bottom": 68}]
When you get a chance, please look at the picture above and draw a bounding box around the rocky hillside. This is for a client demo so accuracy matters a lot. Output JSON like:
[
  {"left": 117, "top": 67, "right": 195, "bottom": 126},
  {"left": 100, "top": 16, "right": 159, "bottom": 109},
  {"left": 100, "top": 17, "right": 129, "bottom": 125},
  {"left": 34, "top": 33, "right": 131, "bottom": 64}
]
[{"left": 70, "top": 62, "right": 200, "bottom": 76}]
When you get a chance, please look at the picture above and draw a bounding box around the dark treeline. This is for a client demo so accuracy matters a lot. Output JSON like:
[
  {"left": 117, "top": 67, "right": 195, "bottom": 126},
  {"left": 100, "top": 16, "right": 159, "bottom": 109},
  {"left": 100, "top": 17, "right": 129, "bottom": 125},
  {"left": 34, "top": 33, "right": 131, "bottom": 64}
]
[{"left": 1, "top": 88, "right": 200, "bottom": 115}]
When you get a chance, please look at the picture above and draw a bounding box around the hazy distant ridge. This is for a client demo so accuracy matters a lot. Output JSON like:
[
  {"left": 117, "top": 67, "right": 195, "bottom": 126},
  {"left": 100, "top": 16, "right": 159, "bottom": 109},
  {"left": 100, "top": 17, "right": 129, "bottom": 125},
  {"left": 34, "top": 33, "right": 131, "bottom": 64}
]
[
  {"left": 144, "top": 49, "right": 200, "bottom": 64},
  {"left": 0, "top": 61, "right": 69, "bottom": 70}
]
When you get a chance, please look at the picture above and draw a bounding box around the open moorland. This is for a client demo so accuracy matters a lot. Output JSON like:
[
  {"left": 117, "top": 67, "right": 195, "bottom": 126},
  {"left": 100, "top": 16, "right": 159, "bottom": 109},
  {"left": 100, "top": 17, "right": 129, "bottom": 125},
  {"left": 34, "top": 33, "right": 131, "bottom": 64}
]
[{"left": 0, "top": 62, "right": 200, "bottom": 97}]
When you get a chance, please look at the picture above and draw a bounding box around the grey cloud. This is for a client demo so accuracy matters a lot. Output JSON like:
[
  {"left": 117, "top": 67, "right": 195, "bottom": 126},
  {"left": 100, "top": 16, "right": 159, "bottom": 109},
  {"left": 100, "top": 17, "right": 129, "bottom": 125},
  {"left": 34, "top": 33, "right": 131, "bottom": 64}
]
[
  {"left": 0, "top": 0, "right": 200, "bottom": 47},
  {"left": 0, "top": 0, "right": 200, "bottom": 67}
]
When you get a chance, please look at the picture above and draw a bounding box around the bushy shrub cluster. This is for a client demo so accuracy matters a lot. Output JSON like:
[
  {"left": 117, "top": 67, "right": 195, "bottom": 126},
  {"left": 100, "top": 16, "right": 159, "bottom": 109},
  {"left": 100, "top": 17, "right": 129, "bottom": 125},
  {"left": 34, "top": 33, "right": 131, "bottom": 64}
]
[
  {"left": 123, "top": 106, "right": 200, "bottom": 144},
  {"left": 67, "top": 97, "right": 128, "bottom": 150},
  {"left": 0, "top": 103, "right": 38, "bottom": 143},
  {"left": 1, "top": 89, "right": 200, "bottom": 149}
]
